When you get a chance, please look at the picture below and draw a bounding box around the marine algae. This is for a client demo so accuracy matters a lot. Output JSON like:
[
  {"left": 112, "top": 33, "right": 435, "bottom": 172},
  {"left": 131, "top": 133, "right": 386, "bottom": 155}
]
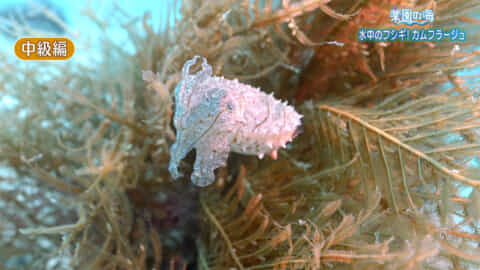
[{"left": 0, "top": 0, "right": 480, "bottom": 269}]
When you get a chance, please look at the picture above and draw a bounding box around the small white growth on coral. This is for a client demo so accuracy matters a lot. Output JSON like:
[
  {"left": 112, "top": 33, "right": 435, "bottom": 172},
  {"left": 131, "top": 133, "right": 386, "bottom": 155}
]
[{"left": 168, "top": 56, "right": 303, "bottom": 187}]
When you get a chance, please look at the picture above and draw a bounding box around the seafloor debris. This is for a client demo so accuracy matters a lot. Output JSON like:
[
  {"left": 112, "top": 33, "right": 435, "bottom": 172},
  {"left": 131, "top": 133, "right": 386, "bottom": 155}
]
[{"left": 168, "top": 56, "right": 303, "bottom": 186}]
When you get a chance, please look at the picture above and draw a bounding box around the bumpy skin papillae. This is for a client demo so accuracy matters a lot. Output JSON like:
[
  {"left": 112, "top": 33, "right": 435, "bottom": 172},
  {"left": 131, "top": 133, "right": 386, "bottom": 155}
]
[{"left": 169, "top": 56, "right": 303, "bottom": 187}]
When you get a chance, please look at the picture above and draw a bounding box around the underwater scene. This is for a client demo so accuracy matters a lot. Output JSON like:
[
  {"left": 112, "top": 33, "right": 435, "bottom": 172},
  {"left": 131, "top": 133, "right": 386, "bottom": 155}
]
[{"left": 0, "top": 0, "right": 480, "bottom": 269}]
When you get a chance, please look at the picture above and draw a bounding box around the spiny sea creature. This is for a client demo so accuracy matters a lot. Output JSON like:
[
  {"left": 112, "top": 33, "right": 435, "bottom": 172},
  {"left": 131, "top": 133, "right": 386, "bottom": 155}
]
[{"left": 168, "top": 56, "right": 303, "bottom": 187}]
